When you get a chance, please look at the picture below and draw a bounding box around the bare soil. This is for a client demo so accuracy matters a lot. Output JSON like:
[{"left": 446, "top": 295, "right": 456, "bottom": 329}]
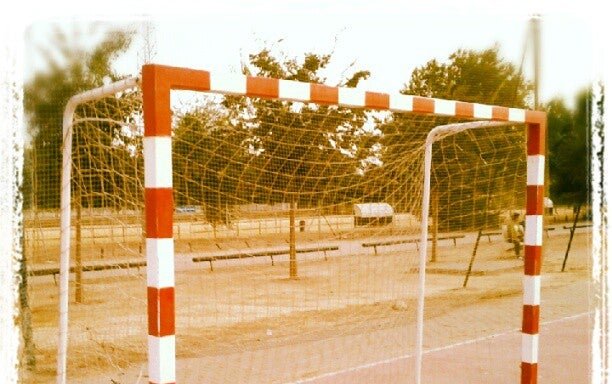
[{"left": 20, "top": 224, "right": 591, "bottom": 384}]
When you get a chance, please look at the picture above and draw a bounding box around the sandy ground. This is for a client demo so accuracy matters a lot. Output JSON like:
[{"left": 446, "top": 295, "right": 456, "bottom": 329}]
[
  {"left": 20, "top": 224, "right": 591, "bottom": 384},
  {"left": 299, "top": 313, "right": 590, "bottom": 383}
]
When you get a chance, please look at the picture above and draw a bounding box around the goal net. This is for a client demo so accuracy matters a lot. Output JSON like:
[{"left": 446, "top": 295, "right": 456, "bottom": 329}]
[{"left": 49, "top": 66, "right": 544, "bottom": 384}]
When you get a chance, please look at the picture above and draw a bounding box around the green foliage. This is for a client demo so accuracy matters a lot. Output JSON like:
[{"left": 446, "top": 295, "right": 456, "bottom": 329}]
[
  {"left": 24, "top": 25, "right": 135, "bottom": 209},
  {"left": 256, "top": 49, "right": 372, "bottom": 194},
  {"left": 546, "top": 89, "right": 591, "bottom": 205},
  {"left": 240, "top": 49, "right": 375, "bottom": 203},
  {"left": 404, "top": 44, "right": 531, "bottom": 108},
  {"left": 173, "top": 103, "right": 250, "bottom": 224},
  {"left": 381, "top": 45, "right": 532, "bottom": 230},
  {"left": 170, "top": 46, "right": 379, "bottom": 223}
]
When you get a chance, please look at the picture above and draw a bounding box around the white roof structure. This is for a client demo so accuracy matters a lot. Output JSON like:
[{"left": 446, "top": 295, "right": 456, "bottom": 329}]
[{"left": 353, "top": 203, "right": 394, "bottom": 218}]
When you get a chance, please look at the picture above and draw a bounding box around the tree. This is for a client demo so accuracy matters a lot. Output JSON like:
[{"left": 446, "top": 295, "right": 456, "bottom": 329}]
[
  {"left": 224, "top": 47, "right": 376, "bottom": 208},
  {"left": 24, "top": 25, "right": 135, "bottom": 209},
  {"left": 379, "top": 45, "right": 532, "bottom": 230},
  {"left": 405, "top": 44, "right": 531, "bottom": 108},
  {"left": 21, "top": 24, "right": 136, "bottom": 372},
  {"left": 546, "top": 89, "right": 590, "bottom": 206},
  {"left": 173, "top": 102, "right": 250, "bottom": 225}
]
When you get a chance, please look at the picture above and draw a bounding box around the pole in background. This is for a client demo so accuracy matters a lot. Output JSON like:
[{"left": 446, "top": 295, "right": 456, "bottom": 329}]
[
  {"left": 289, "top": 196, "right": 297, "bottom": 278},
  {"left": 463, "top": 229, "right": 483, "bottom": 287},
  {"left": 75, "top": 184, "right": 83, "bottom": 303},
  {"left": 562, "top": 204, "right": 582, "bottom": 272},
  {"left": 431, "top": 189, "right": 439, "bottom": 262}
]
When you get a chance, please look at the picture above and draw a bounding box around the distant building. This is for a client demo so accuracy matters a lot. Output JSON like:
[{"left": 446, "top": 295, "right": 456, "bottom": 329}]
[{"left": 353, "top": 203, "right": 394, "bottom": 226}]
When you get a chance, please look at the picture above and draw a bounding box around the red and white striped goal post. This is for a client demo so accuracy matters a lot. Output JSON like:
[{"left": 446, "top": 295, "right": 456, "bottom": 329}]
[{"left": 141, "top": 64, "right": 546, "bottom": 384}]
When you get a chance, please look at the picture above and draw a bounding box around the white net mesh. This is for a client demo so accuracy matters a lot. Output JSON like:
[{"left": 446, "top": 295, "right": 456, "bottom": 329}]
[{"left": 29, "top": 83, "right": 529, "bottom": 383}]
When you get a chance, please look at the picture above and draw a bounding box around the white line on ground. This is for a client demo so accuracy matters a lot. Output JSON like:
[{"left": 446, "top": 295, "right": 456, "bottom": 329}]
[{"left": 291, "top": 311, "right": 592, "bottom": 384}]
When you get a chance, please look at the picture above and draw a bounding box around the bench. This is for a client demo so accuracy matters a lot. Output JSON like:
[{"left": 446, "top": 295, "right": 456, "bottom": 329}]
[
  {"left": 29, "top": 260, "right": 147, "bottom": 284},
  {"left": 192, "top": 245, "right": 339, "bottom": 271},
  {"left": 481, "top": 231, "right": 501, "bottom": 242},
  {"left": 362, "top": 235, "right": 465, "bottom": 255},
  {"left": 563, "top": 224, "right": 592, "bottom": 230}
]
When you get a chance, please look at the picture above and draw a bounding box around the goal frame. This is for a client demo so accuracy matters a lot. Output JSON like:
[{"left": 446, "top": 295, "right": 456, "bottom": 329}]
[{"left": 58, "top": 63, "right": 546, "bottom": 384}]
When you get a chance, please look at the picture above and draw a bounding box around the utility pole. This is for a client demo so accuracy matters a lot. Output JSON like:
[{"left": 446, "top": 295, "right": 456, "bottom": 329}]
[
  {"left": 531, "top": 15, "right": 549, "bottom": 203},
  {"left": 531, "top": 15, "right": 541, "bottom": 110},
  {"left": 139, "top": 20, "right": 157, "bottom": 68}
]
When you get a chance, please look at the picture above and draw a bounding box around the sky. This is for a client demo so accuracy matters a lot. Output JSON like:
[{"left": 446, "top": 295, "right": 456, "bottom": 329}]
[{"left": 21, "top": 1, "right": 600, "bottom": 109}]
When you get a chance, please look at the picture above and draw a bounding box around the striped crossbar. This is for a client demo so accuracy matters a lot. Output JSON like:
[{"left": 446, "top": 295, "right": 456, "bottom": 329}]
[{"left": 141, "top": 64, "right": 546, "bottom": 384}]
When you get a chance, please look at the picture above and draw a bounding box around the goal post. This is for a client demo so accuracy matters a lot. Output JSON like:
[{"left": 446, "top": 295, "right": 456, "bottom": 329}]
[
  {"left": 415, "top": 120, "right": 545, "bottom": 384},
  {"left": 57, "top": 64, "right": 546, "bottom": 384},
  {"left": 416, "top": 120, "right": 509, "bottom": 384},
  {"left": 58, "top": 77, "right": 140, "bottom": 384}
]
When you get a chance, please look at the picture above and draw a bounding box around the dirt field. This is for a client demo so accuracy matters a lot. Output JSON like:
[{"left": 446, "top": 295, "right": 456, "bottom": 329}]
[
  {"left": 298, "top": 313, "right": 590, "bottom": 383},
  {"left": 20, "top": 223, "right": 591, "bottom": 384}
]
